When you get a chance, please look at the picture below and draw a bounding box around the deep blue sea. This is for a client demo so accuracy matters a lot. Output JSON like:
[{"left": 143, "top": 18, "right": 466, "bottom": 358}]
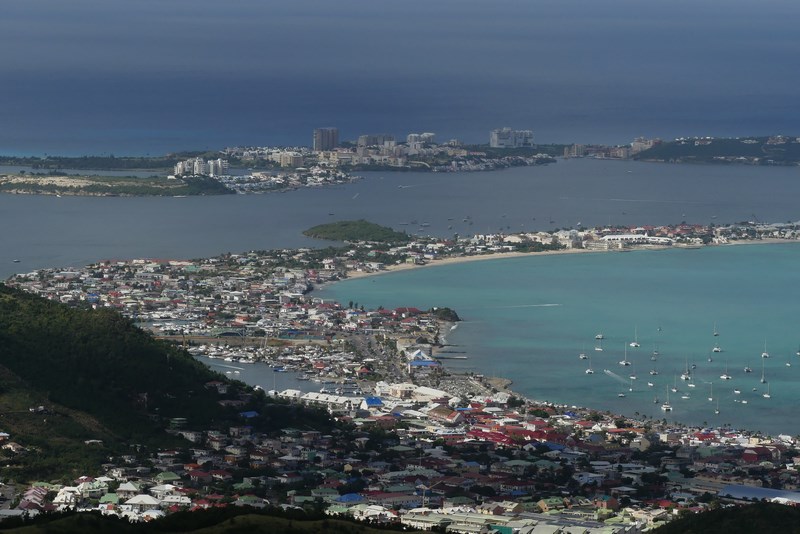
[
  {"left": 2, "top": 0, "right": 800, "bottom": 154},
  {"left": 316, "top": 244, "right": 800, "bottom": 435}
]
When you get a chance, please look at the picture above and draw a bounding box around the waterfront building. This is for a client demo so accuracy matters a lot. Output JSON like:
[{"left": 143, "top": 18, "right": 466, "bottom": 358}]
[
  {"left": 489, "top": 127, "right": 534, "bottom": 148},
  {"left": 357, "top": 134, "right": 395, "bottom": 148},
  {"left": 173, "top": 157, "right": 229, "bottom": 177},
  {"left": 313, "top": 128, "right": 339, "bottom": 152}
]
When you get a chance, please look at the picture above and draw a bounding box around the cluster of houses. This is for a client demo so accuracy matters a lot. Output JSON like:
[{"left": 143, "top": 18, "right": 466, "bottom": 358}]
[
  {"left": 8, "top": 379, "right": 800, "bottom": 530},
  {"left": 214, "top": 165, "right": 355, "bottom": 194}
]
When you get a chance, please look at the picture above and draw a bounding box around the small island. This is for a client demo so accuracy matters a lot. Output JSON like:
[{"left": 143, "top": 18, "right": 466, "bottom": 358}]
[{"left": 303, "top": 220, "right": 411, "bottom": 243}]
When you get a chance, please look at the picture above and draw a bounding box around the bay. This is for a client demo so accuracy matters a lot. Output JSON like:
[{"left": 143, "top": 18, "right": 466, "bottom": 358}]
[{"left": 315, "top": 243, "right": 800, "bottom": 436}]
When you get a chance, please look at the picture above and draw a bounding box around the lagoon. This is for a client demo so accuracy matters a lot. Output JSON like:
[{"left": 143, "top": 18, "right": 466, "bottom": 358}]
[{"left": 3, "top": 158, "right": 800, "bottom": 278}]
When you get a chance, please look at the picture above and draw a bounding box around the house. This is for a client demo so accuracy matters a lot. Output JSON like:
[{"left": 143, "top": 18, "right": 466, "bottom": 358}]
[{"left": 123, "top": 494, "right": 161, "bottom": 513}]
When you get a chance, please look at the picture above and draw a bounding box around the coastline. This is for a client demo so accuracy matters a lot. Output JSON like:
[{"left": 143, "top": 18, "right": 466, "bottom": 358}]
[
  {"left": 342, "top": 238, "right": 796, "bottom": 282},
  {"left": 329, "top": 237, "right": 800, "bottom": 436}
]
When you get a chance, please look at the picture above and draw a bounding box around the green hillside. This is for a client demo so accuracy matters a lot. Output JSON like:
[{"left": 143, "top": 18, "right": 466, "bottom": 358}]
[
  {"left": 0, "top": 285, "right": 332, "bottom": 481},
  {"left": 654, "top": 503, "right": 800, "bottom": 534},
  {"left": 0, "top": 508, "right": 421, "bottom": 533}
]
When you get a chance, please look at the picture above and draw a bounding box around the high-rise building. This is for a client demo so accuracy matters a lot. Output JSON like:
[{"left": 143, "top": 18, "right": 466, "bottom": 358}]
[
  {"left": 313, "top": 128, "right": 339, "bottom": 152},
  {"left": 489, "top": 127, "right": 534, "bottom": 148}
]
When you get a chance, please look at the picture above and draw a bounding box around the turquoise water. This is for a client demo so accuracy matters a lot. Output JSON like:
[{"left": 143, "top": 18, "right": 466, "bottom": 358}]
[{"left": 315, "top": 244, "right": 800, "bottom": 435}]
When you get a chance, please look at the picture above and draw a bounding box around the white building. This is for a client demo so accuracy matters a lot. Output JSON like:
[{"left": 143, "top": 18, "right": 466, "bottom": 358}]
[{"left": 489, "top": 127, "right": 534, "bottom": 148}]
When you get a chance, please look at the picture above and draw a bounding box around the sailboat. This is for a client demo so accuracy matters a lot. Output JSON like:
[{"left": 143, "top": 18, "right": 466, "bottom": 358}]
[
  {"left": 585, "top": 354, "right": 594, "bottom": 375},
  {"left": 796, "top": 344, "right": 800, "bottom": 357},
  {"left": 720, "top": 359, "right": 732, "bottom": 380},
  {"left": 744, "top": 362, "right": 752, "bottom": 373},
  {"left": 760, "top": 358, "right": 767, "bottom": 384},
  {"left": 708, "top": 382, "right": 714, "bottom": 402},
  {"left": 595, "top": 339, "right": 604, "bottom": 352},
  {"left": 713, "top": 344, "right": 722, "bottom": 353},
  {"left": 762, "top": 339, "right": 770, "bottom": 358},
  {"left": 680, "top": 357, "right": 691, "bottom": 380},
  {"left": 595, "top": 332, "right": 604, "bottom": 340},
  {"left": 619, "top": 345, "right": 631, "bottom": 366},
  {"left": 714, "top": 398, "right": 720, "bottom": 415},
  {"left": 763, "top": 382, "right": 771, "bottom": 399},
  {"left": 629, "top": 327, "right": 640, "bottom": 348},
  {"left": 671, "top": 375, "right": 678, "bottom": 393},
  {"left": 579, "top": 345, "right": 588, "bottom": 360},
  {"left": 713, "top": 322, "right": 719, "bottom": 337},
  {"left": 661, "top": 387, "right": 672, "bottom": 411}
]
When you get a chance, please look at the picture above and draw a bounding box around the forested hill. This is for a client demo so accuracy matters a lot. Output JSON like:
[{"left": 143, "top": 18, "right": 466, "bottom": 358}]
[{"left": 0, "top": 285, "right": 331, "bottom": 480}]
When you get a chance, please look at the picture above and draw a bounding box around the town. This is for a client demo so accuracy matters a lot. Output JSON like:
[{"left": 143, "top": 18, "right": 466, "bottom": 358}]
[{"left": 3, "top": 220, "right": 800, "bottom": 529}]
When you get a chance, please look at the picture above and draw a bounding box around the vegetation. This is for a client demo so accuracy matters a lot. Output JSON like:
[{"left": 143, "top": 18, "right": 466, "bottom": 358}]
[
  {"left": 430, "top": 307, "right": 460, "bottom": 322},
  {"left": 0, "top": 506, "right": 422, "bottom": 533},
  {"left": 0, "top": 153, "right": 213, "bottom": 171},
  {"left": 464, "top": 144, "right": 567, "bottom": 158},
  {"left": 0, "top": 285, "right": 332, "bottom": 481},
  {"left": 654, "top": 502, "right": 800, "bottom": 534},
  {"left": 0, "top": 175, "right": 232, "bottom": 196},
  {"left": 635, "top": 136, "right": 800, "bottom": 165},
  {"left": 303, "top": 220, "right": 410, "bottom": 243}
]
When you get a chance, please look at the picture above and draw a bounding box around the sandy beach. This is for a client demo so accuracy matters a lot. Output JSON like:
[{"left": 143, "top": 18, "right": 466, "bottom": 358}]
[{"left": 343, "top": 238, "right": 799, "bottom": 281}]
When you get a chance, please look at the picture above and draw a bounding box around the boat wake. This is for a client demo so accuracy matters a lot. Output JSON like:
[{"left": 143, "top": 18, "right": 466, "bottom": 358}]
[
  {"left": 603, "top": 369, "right": 629, "bottom": 385},
  {"left": 494, "top": 303, "right": 563, "bottom": 309}
]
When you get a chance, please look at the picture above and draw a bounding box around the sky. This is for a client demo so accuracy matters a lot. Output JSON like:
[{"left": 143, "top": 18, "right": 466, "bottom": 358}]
[{"left": 1, "top": 0, "right": 798, "bottom": 154}]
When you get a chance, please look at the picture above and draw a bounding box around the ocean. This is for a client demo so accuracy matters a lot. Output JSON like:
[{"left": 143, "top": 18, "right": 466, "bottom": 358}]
[
  {"left": 315, "top": 243, "right": 800, "bottom": 435},
  {"left": 2, "top": 0, "right": 800, "bottom": 155}
]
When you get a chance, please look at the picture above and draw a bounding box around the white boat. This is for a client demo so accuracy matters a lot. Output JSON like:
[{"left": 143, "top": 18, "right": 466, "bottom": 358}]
[
  {"left": 712, "top": 345, "right": 722, "bottom": 353},
  {"left": 763, "top": 382, "right": 771, "bottom": 399},
  {"left": 619, "top": 345, "right": 631, "bottom": 366},
  {"left": 708, "top": 382, "right": 713, "bottom": 402},
  {"left": 595, "top": 332, "right": 604, "bottom": 340},
  {"left": 760, "top": 358, "right": 767, "bottom": 384},
  {"left": 661, "top": 388, "right": 672, "bottom": 411},
  {"left": 647, "top": 381, "right": 654, "bottom": 387},
  {"left": 629, "top": 327, "right": 640, "bottom": 348},
  {"left": 720, "top": 359, "right": 732, "bottom": 380},
  {"left": 585, "top": 355, "right": 594, "bottom": 375},
  {"left": 762, "top": 339, "right": 770, "bottom": 358},
  {"left": 734, "top": 389, "right": 741, "bottom": 395},
  {"left": 595, "top": 339, "right": 604, "bottom": 352},
  {"left": 713, "top": 322, "right": 719, "bottom": 337},
  {"left": 579, "top": 351, "right": 588, "bottom": 360},
  {"left": 680, "top": 357, "right": 691, "bottom": 380},
  {"left": 714, "top": 398, "right": 720, "bottom": 415},
  {"left": 670, "top": 375, "right": 678, "bottom": 393}
]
